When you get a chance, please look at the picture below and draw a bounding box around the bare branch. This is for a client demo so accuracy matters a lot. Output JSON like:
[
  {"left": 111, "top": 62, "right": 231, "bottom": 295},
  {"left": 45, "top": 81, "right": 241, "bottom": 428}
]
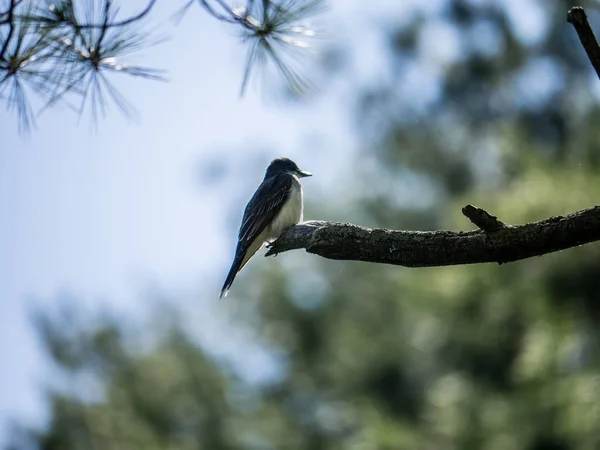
[
  {"left": 265, "top": 205, "right": 600, "bottom": 267},
  {"left": 567, "top": 6, "right": 600, "bottom": 79}
]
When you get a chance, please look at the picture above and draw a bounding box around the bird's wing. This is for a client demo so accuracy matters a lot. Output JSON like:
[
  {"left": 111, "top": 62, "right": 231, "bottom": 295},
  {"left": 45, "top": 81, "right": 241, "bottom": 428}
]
[
  {"left": 238, "top": 173, "right": 293, "bottom": 247},
  {"left": 220, "top": 174, "right": 293, "bottom": 298}
]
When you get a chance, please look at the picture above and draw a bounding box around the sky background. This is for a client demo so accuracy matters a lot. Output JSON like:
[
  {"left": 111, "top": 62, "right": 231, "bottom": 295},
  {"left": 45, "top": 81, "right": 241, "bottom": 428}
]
[{"left": 0, "top": 0, "right": 549, "bottom": 444}]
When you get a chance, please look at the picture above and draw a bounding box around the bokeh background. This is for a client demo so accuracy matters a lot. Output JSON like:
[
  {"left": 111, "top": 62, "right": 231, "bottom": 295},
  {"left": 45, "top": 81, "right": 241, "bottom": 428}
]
[{"left": 3, "top": 0, "right": 600, "bottom": 448}]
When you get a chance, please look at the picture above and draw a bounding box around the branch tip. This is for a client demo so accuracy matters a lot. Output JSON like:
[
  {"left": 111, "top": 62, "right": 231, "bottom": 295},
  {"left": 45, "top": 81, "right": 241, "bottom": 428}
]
[
  {"left": 462, "top": 204, "right": 506, "bottom": 232},
  {"left": 567, "top": 6, "right": 600, "bottom": 80},
  {"left": 567, "top": 6, "right": 586, "bottom": 25}
]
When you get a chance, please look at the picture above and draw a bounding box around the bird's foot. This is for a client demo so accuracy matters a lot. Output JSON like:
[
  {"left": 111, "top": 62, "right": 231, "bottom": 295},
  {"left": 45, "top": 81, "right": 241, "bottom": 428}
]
[{"left": 265, "top": 241, "right": 278, "bottom": 256}]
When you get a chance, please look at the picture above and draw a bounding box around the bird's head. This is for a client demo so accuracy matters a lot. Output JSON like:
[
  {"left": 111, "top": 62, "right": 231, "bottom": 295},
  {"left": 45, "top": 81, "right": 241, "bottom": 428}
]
[{"left": 265, "top": 157, "right": 312, "bottom": 179}]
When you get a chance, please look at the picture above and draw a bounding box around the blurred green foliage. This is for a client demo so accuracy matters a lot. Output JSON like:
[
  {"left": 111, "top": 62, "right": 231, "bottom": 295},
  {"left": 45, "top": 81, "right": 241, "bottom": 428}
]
[{"left": 8, "top": 1, "right": 600, "bottom": 449}]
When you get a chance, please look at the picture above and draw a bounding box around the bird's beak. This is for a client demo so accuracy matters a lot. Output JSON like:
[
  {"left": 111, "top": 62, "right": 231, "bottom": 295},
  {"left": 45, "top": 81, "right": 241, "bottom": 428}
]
[{"left": 297, "top": 169, "right": 312, "bottom": 178}]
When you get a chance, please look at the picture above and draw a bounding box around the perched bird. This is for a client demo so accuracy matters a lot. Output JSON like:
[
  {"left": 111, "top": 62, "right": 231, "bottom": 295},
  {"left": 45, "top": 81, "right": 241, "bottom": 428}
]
[{"left": 220, "top": 157, "right": 312, "bottom": 298}]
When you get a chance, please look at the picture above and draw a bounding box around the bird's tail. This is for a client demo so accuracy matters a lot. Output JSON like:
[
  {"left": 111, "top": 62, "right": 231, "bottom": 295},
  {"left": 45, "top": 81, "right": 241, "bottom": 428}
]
[
  {"left": 220, "top": 257, "right": 243, "bottom": 299},
  {"left": 220, "top": 241, "right": 263, "bottom": 298}
]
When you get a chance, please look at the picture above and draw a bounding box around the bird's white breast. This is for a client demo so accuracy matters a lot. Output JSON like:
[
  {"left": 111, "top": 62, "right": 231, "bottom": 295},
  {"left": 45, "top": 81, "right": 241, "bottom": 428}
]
[{"left": 267, "top": 177, "right": 303, "bottom": 241}]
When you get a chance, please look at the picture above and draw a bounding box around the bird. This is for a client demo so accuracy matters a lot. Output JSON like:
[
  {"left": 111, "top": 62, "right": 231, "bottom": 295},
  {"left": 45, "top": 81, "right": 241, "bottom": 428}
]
[{"left": 220, "top": 157, "right": 312, "bottom": 298}]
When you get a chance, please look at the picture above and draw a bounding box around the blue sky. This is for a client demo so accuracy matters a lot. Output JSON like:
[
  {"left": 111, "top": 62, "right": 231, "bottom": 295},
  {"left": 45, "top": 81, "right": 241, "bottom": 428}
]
[
  {"left": 0, "top": 0, "right": 363, "bottom": 440},
  {"left": 0, "top": 0, "right": 554, "bottom": 443}
]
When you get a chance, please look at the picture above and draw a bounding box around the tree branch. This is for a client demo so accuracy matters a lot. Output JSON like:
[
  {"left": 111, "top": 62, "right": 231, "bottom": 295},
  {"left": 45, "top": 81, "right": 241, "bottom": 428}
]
[
  {"left": 567, "top": 6, "right": 600, "bottom": 79},
  {"left": 265, "top": 205, "right": 600, "bottom": 267}
]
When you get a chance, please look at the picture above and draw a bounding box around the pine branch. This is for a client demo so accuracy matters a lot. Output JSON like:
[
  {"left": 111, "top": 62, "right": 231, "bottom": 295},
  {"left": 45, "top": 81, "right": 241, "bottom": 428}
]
[
  {"left": 265, "top": 205, "right": 600, "bottom": 267},
  {"left": 0, "top": 0, "right": 16, "bottom": 60},
  {"left": 77, "top": 0, "right": 157, "bottom": 28},
  {"left": 0, "top": 0, "right": 23, "bottom": 23},
  {"left": 2, "top": 0, "right": 323, "bottom": 131}
]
